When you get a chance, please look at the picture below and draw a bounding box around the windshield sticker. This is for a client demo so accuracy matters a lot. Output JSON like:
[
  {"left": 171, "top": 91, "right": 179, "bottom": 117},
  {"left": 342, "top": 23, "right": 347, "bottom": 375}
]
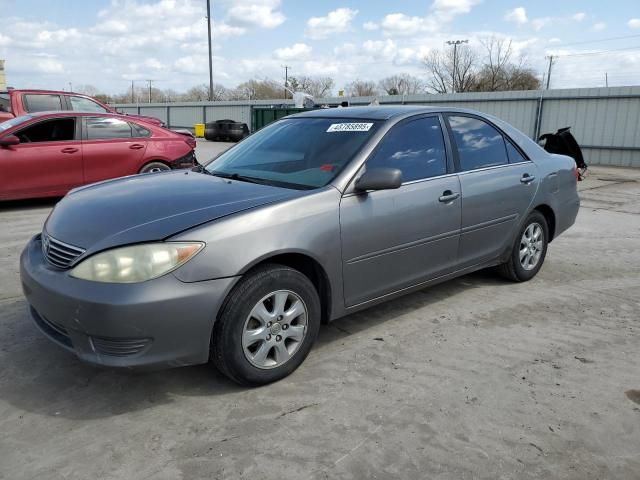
[{"left": 327, "top": 123, "right": 373, "bottom": 133}]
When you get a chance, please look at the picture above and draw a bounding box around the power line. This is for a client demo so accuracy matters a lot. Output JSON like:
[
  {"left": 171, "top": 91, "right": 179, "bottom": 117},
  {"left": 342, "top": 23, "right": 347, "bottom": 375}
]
[
  {"left": 554, "top": 45, "right": 640, "bottom": 58},
  {"left": 551, "top": 33, "right": 640, "bottom": 48}
]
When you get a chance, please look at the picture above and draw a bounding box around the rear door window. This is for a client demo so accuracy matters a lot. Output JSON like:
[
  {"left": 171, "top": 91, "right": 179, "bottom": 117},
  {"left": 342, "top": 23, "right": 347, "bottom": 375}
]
[
  {"left": 86, "top": 117, "right": 133, "bottom": 140},
  {"left": 14, "top": 118, "right": 76, "bottom": 143},
  {"left": 23, "top": 94, "right": 63, "bottom": 113},
  {"left": 448, "top": 115, "right": 508, "bottom": 171},
  {"left": 69, "top": 96, "right": 109, "bottom": 113}
]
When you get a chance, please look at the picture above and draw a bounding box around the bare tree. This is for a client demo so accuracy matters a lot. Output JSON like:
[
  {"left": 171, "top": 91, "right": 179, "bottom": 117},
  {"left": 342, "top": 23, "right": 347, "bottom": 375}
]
[
  {"left": 423, "top": 45, "right": 477, "bottom": 94},
  {"left": 288, "top": 76, "right": 335, "bottom": 98},
  {"left": 476, "top": 37, "right": 513, "bottom": 91},
  {"left": 346, "top": 79, "right": 378, "bottom": 97},
  {"left": 228, "top": 79, "right": 282, "bottom": 100},
  {"left": 75, "top": 84, "right": 99, "bottom": 96},
  {"left": 504, "top": 65, "right": 540, "bottom": 90},
  {"left": 209, "top": 83, "right": 229, "bottom": 101},
  {"left": 425, "top": 39, "right": 540, "bottom": 93},
  {"left": 379, "top": 74, "right": 426, "bottom": 95},
  {"left": 182, "top": 84, "right": 209, "bottom": 101}
]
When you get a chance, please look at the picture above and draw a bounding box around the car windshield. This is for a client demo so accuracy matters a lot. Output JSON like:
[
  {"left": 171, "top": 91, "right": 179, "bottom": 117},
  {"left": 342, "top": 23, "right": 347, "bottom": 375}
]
[
  {"left": 205, "top": 117, "right": 380, "bottom": 190},
  {"left": 0, "top": 115, "right": 33, "bottom": 132}
]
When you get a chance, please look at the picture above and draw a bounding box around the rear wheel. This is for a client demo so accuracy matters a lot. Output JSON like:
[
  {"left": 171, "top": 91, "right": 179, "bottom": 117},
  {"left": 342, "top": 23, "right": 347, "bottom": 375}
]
[
  {"left": 211, "top": 264, "right": 321, "bottom": 386},
  {"left": 139, "top": 161, "right": 170, "bottom": 174},
  {"left": 497, "top": 211, "right": 548, "bottom": 282}
]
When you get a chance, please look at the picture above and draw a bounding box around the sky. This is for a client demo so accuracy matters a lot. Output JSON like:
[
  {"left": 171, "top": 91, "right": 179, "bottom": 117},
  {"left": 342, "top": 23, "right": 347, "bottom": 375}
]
[{"left": 1, "top": 0, "right": 640, "bottom": 95}]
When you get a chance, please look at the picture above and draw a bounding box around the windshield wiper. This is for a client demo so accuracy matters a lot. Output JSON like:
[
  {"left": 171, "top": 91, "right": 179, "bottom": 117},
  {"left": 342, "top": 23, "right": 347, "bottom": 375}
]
[{"left": 206, "top": 171, "right": 269, "bottom": 185}]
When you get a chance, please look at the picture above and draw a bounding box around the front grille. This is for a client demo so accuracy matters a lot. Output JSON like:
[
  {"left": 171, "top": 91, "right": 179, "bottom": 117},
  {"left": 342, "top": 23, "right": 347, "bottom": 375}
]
[
  {"left": 42, "top": 233, "right": 85, "bottom": 269},
  {"left": 90, "top": 336, "right": 152, "bottom": 357}
]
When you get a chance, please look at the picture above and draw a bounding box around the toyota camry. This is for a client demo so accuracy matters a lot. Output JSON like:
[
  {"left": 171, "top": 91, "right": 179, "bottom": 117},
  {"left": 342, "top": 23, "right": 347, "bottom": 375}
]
[{"left": 20, "top": 106, "right": 580, "bottom": 386}]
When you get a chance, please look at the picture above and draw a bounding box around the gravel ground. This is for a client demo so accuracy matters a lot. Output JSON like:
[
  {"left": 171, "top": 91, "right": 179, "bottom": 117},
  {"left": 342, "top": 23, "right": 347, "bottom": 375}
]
[{"left": 0, "top": 153, "right": 639, "bottom": 479}]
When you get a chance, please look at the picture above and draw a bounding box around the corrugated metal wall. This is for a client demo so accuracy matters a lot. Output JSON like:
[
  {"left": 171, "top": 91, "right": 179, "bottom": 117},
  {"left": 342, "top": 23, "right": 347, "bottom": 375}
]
[{"left": 113, "top": 86, "right": 640, "bottom": 167}]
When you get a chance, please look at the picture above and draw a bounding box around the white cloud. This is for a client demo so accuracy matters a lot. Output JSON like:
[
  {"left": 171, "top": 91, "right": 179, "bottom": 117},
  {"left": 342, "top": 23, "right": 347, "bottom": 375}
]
[
  {"left": 572, "top": 12, "right": 586, "bottom": 22},
  {"left": 306, "top": 8, "right": 358, "bottom": 39},
  {"left": 380, "top": 14, "right": 433, "bottom": 36},
  {"left": 363, "top": 21, "right": 379, "bottom": 31},
  {"left": 629, "top": 18, "right": 640, "bottom": 29},
  {"left": 227, "top": 0, "right": 285, "bottom": 29},
  {"left": 591, "top": 22, "right": 606, "bottom": 32},
  {"left": 379, "top": 0, "right": 480, "bottom": 36},
  {"left": 274, "top": 43, "right": 312, "bottom": 61},
  {"left": 532, "top": 17, "right": 552, "bottom": 31},
  {"left": 504, "top": 7, "right": 528, "bottom": 25},
  {"left": 431, "top": 0, "right": 481, "bottom": 21}
]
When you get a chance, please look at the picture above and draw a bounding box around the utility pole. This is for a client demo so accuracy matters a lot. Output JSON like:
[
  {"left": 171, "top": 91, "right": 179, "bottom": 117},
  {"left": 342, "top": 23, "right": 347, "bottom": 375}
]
[
  {"left": 605, "top": 72, "right": 608, "bottom": 87},
  {"left": 206, "top": 0, "right": 214, "bottom": 101},
  {"left": 283, "top": 65, "right": 290, "bottom": 99},
  {"left": 147, "top": 80, "right": 153, "bottom": 103},
  {"left": 69, "top": 82, "right": 73, "bottom": 92},
  {"left": 446, "top": 39, "right": 468, "bottom": 94},
  {"left": 131, "top": 80, "right": 135, "bottom": 103},
  {"left": 545, "top": 55, "right": 554, "bottom": 90}
]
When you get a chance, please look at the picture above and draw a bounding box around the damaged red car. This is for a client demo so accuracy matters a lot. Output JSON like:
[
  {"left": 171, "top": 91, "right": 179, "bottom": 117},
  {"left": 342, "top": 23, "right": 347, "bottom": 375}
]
[{"left": 0, "top": 112, "right": 197, "bottom": 201}]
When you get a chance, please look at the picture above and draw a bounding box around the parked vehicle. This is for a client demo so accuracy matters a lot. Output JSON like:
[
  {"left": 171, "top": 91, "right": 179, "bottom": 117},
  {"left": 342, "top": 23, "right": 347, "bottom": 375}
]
[
  {"left": 20, "top": 106, "right": 580, "bottom": 386},
  {"left": 204, "top": 119, "right": 249, "bottom": 142},
  {"left": 0, "top": 89, "right": 165, "bottom": 126},
  {"left": 1, "top": 112, "right": 196, "bottom": 200}
]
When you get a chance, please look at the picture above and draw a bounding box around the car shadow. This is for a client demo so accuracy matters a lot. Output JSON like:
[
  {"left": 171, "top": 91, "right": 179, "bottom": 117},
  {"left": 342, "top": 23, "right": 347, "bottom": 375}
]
[
  {"left": 0, "top": 197, "right": 61, "bottom": 211},
  {"left": 0, "top": 270, "right": 507, "bottom": 420}
]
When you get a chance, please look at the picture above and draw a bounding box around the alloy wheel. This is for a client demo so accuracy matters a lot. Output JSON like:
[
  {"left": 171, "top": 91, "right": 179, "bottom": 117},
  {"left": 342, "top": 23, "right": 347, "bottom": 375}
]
[
  {"left": 241, "top": 290, "right": 308, "bottom": 369},
  {"left": 519, "top": 222, "right": 544, "bottom": 271}
]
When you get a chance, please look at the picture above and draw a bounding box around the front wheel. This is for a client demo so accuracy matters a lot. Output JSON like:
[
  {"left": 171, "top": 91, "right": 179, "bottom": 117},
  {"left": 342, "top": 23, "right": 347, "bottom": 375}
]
[
  {"left": 497, "top": 211, "right": 548, "bottom": 282},
  {"left": 211, "top": 264, "right": 321, "bottom": 386}
]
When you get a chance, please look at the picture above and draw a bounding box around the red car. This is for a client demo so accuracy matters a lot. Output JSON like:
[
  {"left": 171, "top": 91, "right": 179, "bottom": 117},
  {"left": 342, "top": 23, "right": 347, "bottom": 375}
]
[
  {"left": 0, "top": 88, "right": 165, "bottom": 126},
  {"left": 0, "top": 112, "right": 197, "bottom": 201}
]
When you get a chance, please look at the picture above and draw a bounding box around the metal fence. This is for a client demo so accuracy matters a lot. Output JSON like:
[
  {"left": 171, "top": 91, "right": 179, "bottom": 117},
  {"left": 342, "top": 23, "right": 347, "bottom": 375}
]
[{"left": 113, "top": 86, "right": 640, "bottom": 168}]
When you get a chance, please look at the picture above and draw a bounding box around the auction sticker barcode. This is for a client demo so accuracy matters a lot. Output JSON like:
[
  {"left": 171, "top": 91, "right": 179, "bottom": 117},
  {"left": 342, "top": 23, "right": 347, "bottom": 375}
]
[{"left": 327, "top": 123, "right": 373, "bottom": 132}]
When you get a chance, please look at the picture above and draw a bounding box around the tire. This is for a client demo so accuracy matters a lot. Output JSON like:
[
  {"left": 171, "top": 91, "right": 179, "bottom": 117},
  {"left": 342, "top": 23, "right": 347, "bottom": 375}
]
[
  {"left": 497, "top": 211, "right": 548, "bottom": 282},
  {"left": 139, "top": 161, "right": 171, "bottom": 174},
  {"left": 211, "top": 264, "right": 321, "bottom": 386}
]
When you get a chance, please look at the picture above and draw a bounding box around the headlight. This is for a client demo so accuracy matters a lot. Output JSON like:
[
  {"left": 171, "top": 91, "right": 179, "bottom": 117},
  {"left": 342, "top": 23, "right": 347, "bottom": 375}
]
[{"left": 70, "top": 242, "right": 204, "bottom": 283}]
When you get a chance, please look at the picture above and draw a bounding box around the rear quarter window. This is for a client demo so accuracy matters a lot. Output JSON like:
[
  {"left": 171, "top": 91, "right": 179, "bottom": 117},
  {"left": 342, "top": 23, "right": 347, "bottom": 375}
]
[{"left": 130, "top": 123, "right": 151, "bottom": 137}]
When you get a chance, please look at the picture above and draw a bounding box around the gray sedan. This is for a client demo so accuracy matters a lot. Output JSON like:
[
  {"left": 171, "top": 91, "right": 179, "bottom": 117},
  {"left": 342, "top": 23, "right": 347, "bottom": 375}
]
[{"left": 20, "top": 106, "right": 580, "bottom": 385}]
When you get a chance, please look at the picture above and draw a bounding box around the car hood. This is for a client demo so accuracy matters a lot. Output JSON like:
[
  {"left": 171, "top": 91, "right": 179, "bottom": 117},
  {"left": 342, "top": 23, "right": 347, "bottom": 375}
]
[{"left": 45, "top": 171, "right": 301, "bottom": 254}]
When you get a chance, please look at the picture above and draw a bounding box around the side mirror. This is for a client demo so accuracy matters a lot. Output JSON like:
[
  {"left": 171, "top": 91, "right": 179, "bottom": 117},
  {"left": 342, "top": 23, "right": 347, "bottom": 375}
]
[
  {"left": 354, "top": 168, "right": 402, "bottom": 192},
  {"left": 0, "top": 135, "right": 20, "bottom": 147}
]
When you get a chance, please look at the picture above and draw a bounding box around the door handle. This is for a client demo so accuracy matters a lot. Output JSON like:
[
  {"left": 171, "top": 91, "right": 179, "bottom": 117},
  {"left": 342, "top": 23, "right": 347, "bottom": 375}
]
[
  {"left": 438, "top": 190, "right": 460, "bottom": 203},
  {"left": 520, "top": 173, "right": 536, "bottom": 184},
  {"left": 61, "top": 147, "right": 78, "bottom": 154},
  {"left": 129, "top": 144, "right": 144, "bottom": 150}
]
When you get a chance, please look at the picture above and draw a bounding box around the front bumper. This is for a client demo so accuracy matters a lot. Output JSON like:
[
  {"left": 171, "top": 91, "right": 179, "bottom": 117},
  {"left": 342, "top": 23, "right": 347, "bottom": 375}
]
[{"left": 20, "top": 234, "right": 237, "bottom": 369}]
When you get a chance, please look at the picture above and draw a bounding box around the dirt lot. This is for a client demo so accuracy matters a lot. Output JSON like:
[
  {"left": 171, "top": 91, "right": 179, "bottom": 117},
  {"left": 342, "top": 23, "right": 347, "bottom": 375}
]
[{"left": 1, "top": 153, "right": 639, "bottom": 479}]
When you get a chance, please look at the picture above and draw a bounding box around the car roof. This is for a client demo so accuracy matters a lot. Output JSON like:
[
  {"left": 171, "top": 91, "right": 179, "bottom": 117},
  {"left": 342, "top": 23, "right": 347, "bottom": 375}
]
[
  {"left": 286, "top": 105, "right": 498, "bottom": 121},
  {"left": 7, "top": 88, "right": 90, "bottom": 96},
  {"left": 19, "top": 111, "right": 130, "bottom": 120}
]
